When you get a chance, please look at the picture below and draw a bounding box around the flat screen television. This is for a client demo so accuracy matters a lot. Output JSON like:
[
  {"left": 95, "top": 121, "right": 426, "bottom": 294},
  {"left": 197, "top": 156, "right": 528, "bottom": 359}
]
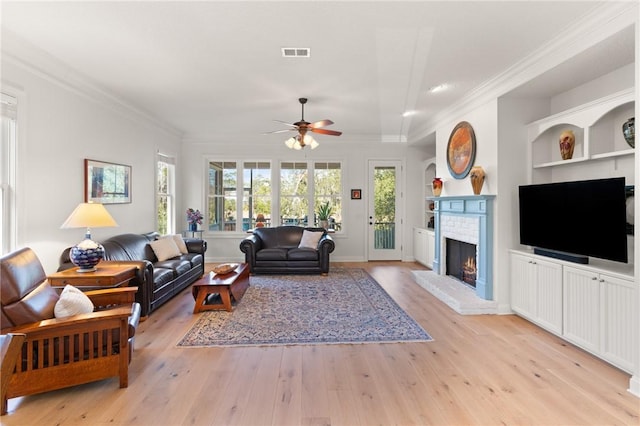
[{"left": 518, "top": 177, "right": 628, "bottom": 264}]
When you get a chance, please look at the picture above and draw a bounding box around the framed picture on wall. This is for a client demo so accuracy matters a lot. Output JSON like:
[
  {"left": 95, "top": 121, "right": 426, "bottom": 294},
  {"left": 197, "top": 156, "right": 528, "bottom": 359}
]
[
  {"left": 84, "top": 159, "right": 132, "bottom": 204},
  {"left": 351, "top": 189, "right": 362, "bottom": 200},
  {"left": 446, "top": 121, "right": 476, "bottom": 179}
]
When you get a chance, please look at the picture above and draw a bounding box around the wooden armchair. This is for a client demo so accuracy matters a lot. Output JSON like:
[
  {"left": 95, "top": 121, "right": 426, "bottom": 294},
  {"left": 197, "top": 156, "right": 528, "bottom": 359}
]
[{"left": 0, "top": 247, "right": 141, "bottom": 415}]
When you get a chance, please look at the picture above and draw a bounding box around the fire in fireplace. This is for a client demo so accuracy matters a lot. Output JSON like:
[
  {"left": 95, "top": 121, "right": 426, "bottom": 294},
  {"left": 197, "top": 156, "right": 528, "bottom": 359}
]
[{"left": 446, "top": 238, "right": 478, "bottom": 287}]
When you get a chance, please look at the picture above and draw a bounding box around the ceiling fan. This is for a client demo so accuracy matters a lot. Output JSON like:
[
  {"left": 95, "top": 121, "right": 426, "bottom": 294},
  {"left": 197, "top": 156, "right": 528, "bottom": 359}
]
[{"left": 266, "top": 98, "right": 342, "bottom": 150}]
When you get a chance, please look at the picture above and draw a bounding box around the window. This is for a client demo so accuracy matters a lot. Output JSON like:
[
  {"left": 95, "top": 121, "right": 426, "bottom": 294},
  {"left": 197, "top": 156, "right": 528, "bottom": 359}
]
[
  {"left": 314, "top": 162, "right": 342, "bottom": 230},
  {"left": 243, "top": 162, "right": 271, "bottom": 229},
  {"left": 206, "top": 160, "right": 342, "bottom": 232},
  {"left": 280, "top": 162, "right": 308, "bottom": 225},
  {"left": 156, "top": 154, "right": 175, "bottom": 235},
  {"left": 208, "top": 161, "right": 237, "bottom": 231},
  {"left": 279, "top": 161, "right": 343, "bottom": 229},
  {"left": 1, "top": 93, "right": 17, "bottom": 254}
]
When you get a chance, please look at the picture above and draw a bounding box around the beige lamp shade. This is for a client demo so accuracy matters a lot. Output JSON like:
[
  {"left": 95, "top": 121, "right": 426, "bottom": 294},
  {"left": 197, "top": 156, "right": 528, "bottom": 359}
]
[
  {"left": 61, "top": 202, "right": 117, "bottom": 272},
  {"left": 61, "top": 202, "right": 118, "bottom": 229}
]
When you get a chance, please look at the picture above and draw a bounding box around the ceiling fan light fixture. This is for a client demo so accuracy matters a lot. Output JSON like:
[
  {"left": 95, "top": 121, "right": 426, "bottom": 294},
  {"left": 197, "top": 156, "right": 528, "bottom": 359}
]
[{"left": 285, "top": 137, "right": 297, "bottom": 149}]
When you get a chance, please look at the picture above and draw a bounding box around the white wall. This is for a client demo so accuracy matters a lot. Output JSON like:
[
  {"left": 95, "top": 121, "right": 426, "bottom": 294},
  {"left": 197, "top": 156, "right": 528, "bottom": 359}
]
[
  {"left": 2, "top": 58, "right": 182, "bottom": 273},
  {"left": 434, "top": 100, "right": 499, "bottom": 197},
  {"left": 180, "top": 137, "right": 431, "bottom": 262}
]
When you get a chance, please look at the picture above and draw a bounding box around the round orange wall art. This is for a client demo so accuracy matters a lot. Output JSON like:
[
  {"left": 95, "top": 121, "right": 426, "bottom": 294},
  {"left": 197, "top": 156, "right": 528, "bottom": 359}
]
[{"left": 446, "top": 121, "right": 476, "bottom": 179}]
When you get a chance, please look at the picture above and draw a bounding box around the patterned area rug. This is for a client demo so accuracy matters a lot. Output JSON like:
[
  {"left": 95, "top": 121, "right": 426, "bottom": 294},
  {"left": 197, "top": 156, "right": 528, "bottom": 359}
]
[{"left": 178, "top": 268, "right": 432, "bottom": 347}]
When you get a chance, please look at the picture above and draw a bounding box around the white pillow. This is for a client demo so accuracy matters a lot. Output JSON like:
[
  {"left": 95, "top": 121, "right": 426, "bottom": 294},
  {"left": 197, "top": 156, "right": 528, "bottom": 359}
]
[
  {"left": 161, "top": 234, "right": 188, "bottom": 254},
  {"left": 150, "top": 237, "right": 182, "bottom": 261},
  {"left": 298, "top": 230, "right": 324, "bottom": 249},
  {"left": 54, "top": 285, "right": 94, "bottom": 318}
]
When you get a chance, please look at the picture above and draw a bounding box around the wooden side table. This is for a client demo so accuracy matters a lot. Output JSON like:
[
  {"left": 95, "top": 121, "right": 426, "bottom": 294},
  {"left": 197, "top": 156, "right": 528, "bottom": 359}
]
[{"left": 48, "top": 264, "right": 137, "bottom": 291}]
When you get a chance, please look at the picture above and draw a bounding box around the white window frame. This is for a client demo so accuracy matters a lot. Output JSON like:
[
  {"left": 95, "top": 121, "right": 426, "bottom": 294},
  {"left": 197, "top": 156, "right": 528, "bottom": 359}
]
[
  {"left": 156, "top": 153, "right": 176, "bottom": 235},
  {"left": 1, "top": 93, "right": 17, "bottom": 254}
]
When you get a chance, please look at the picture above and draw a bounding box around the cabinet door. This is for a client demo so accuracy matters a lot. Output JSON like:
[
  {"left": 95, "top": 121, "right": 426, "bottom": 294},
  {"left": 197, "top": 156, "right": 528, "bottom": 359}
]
[
  {"left": 426, "top": 231, "right": 435, "bottom": 269},
  {"left": 413, "top": 228, "right": 427, "bottom": 266},
  {"left": 534, "top": 258, "right": 563, "bottom": 334},
  {"left": 510, "top": 253, "right": 536, "bottom": 319},
  {"left": 600, "top": 274, "right": 636, "bottom": 373},
  {"left": 563, "top": 266, "right": 600, "bottom": 353}
]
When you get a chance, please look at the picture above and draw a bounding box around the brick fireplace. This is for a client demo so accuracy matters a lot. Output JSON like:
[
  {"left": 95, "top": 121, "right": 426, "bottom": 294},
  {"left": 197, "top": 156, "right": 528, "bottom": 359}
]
[{"left": 431, "top": 195, "right": 495, "bottom": 300}]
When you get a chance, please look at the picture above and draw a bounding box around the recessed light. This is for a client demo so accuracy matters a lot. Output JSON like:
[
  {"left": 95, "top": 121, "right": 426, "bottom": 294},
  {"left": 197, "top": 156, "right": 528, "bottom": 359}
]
[
  {"left": 429, "top": 83, "right": 448, "bottom": 93},
  {"left": 402, "top": 110, "right": 416, "bottom": 117}
]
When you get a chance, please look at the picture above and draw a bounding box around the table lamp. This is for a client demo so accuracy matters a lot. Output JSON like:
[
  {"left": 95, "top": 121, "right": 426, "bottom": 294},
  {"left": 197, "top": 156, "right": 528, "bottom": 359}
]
[{"left": 60, "top": 202, "right": 118, "bottom": 272}]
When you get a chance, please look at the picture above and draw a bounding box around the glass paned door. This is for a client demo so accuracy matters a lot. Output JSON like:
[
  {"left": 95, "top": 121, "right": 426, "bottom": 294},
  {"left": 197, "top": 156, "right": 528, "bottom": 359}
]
[{"left": 367, "top": 160, "right": 402, "bottom": 260}]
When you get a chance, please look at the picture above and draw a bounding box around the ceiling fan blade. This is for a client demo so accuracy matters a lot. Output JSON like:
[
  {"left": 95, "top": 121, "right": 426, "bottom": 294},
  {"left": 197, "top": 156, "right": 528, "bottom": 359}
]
[
  {"left": 311, "top": 128, "right": 342, "bottom": 136},
  {"left": 309, "top": 119, "right": 334, "bottom": 128},
  {"left": 263, "top": 129, "right": 296, "bottom": 134},
  {"left": 273, "top": 119, "right": 298, "bottom": 128}
]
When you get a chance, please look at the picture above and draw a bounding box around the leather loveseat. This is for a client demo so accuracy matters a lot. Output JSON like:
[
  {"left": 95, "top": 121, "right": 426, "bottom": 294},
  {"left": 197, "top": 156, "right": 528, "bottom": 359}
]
[
  {"left": 59, "top": 232, "right": 207, "bottom": 317},
  {"left": 240, "top": 226, "right": 334, "bottom": 275}
]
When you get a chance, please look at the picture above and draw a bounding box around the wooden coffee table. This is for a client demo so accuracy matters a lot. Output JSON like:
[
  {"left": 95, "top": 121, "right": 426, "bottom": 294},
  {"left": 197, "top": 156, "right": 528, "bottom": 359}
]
[{"left": 191, "top": 263, "right": 249, "bottom": 313}]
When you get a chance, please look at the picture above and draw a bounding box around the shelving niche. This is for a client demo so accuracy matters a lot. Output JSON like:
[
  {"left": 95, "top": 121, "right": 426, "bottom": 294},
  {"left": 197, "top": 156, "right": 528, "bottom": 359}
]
[{"left": 527, "top": 88, "right": 634, "bottom": 182}]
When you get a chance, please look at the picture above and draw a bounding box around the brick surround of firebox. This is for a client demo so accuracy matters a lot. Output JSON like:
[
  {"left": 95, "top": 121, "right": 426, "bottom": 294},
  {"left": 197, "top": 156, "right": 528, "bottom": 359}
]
[{"left": 430, "top": 195, "right": 495, "bottom": 300}]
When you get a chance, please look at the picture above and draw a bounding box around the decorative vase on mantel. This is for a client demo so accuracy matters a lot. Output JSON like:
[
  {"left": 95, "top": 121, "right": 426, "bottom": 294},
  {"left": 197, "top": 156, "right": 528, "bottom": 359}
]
[
  {"left": 470, "top": 166, "right": 485, "bottom": 195},
  {"left": 623, "top": 117, "right": 635, "bottom": 148},
  {"left": 189, "top": 222, "right": 198, "bottom": 232},
  {"left": 432, "top": 177, "right": 443, "bottom": 197}
]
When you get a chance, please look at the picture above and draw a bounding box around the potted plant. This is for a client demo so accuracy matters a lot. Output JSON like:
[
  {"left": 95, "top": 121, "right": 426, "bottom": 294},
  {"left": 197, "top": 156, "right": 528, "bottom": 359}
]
[{"left": 317, "top": 201, "right": 333, "bottom": 230}]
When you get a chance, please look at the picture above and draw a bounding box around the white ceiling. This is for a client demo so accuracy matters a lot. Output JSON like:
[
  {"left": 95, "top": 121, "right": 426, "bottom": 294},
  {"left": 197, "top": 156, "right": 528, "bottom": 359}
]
[{"left": 2, "top": 1, "right": 626, "bottom": 146}]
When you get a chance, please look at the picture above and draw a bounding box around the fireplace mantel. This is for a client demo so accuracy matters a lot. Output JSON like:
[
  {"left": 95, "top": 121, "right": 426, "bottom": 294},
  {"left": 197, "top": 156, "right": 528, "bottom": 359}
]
[{"left": 428, "top": 195, "right": 495, "bottom": 300}]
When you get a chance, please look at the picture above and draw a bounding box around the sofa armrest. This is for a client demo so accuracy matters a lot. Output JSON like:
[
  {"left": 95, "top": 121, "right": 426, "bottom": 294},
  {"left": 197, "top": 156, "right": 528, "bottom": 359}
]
[
  {"left": 239, "top": 234, "right": 261, "bottom": 267},
  {"left": 318, "top": 233, "right": 335, "bottom": 253},
  {"left": 184, "top": 238, "right": 207, "bottom": 254}
]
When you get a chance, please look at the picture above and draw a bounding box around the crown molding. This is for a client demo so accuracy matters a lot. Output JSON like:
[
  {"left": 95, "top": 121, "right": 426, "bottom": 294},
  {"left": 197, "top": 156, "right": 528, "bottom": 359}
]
[
  {"left": 1, "top": 31, "right": 183, "bottom": 139},
  {"left": 409, "top": 1, "right": 638, "bottom": 143}
]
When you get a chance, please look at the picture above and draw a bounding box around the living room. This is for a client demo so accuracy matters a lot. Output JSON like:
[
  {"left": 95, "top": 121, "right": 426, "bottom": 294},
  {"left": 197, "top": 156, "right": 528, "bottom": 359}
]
[{"left": 1, "top": 1, "right": 639, "bottom": 423}]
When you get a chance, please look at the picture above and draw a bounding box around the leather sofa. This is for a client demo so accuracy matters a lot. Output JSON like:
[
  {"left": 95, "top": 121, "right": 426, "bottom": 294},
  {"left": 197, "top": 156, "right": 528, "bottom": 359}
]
[
  {"left": 240, "top": 226, "right": 334, "bottom": 274},
  {"left": 59, "top": 232, "right": 207, "bottom": 317}
]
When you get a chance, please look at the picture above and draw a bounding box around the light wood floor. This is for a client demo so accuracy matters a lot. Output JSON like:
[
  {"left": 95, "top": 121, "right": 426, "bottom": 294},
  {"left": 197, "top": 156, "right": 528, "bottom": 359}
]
[{"left": 3, "top": 262, "right": 639, "bottom": 426}]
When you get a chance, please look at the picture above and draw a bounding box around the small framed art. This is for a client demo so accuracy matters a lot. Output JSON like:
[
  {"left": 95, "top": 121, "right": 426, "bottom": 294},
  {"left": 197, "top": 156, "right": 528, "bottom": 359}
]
[
  {"left": 351, "top": 189, "right": 362, "bottom": 200},
  {"left": 84, "top": 159, "right": 132, "bottom": 204}
]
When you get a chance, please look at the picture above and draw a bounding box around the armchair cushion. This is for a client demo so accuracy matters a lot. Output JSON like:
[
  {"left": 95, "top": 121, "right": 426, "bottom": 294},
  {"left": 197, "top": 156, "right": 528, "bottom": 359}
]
[
  {"left": 149, "top": 237, "right": 181, "bottom": 262},
  {"left": 2, "top": 282, "right": 58, "bottom": 327},
  {"left": 54, "top": 285, "right": 94, "bottom": 318},
  {"left": 1, "top": 247, "right": 60, "bottom": 328}
]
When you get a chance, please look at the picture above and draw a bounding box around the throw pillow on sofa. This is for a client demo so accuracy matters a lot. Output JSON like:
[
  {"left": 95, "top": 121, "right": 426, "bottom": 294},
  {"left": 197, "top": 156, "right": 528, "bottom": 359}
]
[
  {"left": 298, "top": 230, "right": 324, "bottom": 249},
  {"left": 54, "top": 285, "right": 94, "bottom": 318},
  {"left": 150, "top": 237, "right": 182, "bottom": 261},
  {"left": 160, "top": 234, "right": 189, "bottom": 254}
]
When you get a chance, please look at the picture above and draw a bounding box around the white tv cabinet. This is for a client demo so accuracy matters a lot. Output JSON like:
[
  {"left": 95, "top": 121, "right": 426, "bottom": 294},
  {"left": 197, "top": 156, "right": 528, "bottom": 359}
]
[{"left": 510, "top": 249, "right": 635, "bottom": 373}]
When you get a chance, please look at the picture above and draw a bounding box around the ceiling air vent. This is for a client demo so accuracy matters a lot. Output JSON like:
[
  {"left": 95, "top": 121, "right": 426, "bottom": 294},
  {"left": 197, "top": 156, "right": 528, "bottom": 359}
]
[{"left": 282, "top": 47, "right": 310, "bottom": 58}]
